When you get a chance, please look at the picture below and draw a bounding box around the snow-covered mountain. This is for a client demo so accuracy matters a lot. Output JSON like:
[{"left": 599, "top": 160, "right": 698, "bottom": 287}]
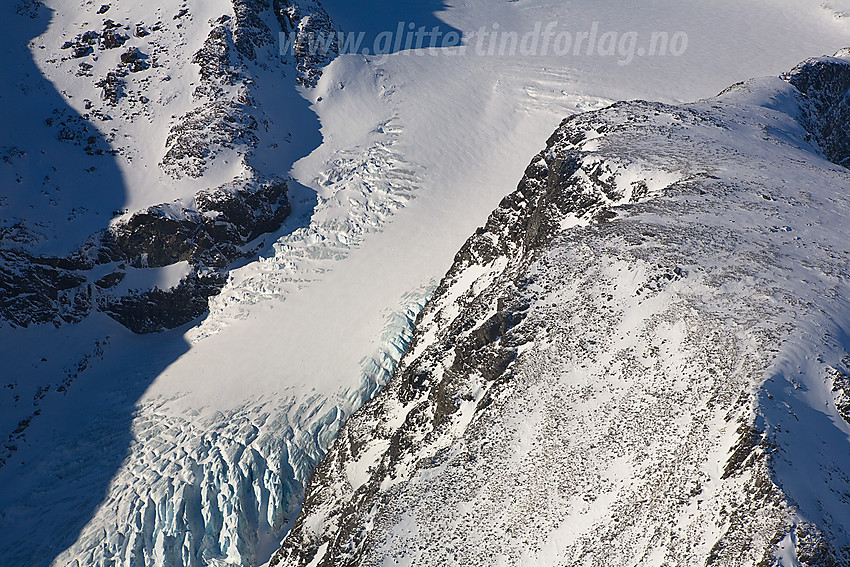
[
  {"left": 1, "top": 0, "right": 337, "bottom": 333},
  {"left": 272, "top": 54, "right": 850, "bottom": 566},
  {"left": 2, "top": 0, "right": 850, "bottom": 566}
]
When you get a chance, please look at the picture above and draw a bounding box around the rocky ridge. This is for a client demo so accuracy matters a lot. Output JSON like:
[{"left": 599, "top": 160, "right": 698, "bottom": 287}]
[{"left": 271, "top": 54, "right": 850, "bottom": 567}]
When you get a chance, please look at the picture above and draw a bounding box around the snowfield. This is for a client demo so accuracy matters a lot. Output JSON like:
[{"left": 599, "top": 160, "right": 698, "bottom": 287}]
[{"left": 1, "top": 0, "right": 850, "bottom": 566}]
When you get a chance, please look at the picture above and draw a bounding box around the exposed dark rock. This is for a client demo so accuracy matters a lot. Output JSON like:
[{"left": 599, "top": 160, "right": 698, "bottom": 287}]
[
  {"left": 119, "top": 47, "right": 140, "bottom": 63},
  {"left": 100, "top": 28, "right": 128, "bottom": 49},
  {"left": 100, "top": 181, "right": 289, "bottom": 269},
  {"left": 129, "top": 59, "right": 149, "bottom": 73},
  {"left": 784, "top": 53, "right": 850, "bottom": 167},
  {"left": 46, "top": 107, "right": 112, "bottom": 154},
  {"left": 200, "top": 180, "right": 291, "bottom": 241},
  {"left": 232, "top": 0, "right": 274, "bottom": 61},
  {"left": 95, "top": 71, "right": 123, "bottom": 105},
  {"left": 100, "top": 272, "right": 226, "bottom": 333},
  {"left": 62, "top": 31, "right": 100, "bottom": 59},
  {"left": 722, "top": 425, "right": 764, "bottom": 479},
  {"left": 120, "top": 47, "right": 149, "bottom": 72},
  {"left": 14, "top": 0, "right": 42, "bottom": 19},
  {"left": 274, "top": 0, "right": 338, "bottom": 87},
  {"left": 93, "top": 270, "right": 124, "bottom": 289},
  {"left": 828, "top": 360, "right": 850, "bottom": 425},
  {"left": 192, "top": 25, "right": 236, "bottom": 86},
  {"left": 1, "top": 176, "right": 289, "bottom": 333},
  {"left": 161, "top": 101, "right": 258, "bottom": 178},
  {"left": 101, "top": 211, "right": 197, "bottom": 268},
  {"left": 76, "top": 62, "right": 93, "bottom": 77},
  {"left": 794, "top": 524, "right": 841, "bottom": 567},
  {"left": 71, "top": 44, "right": 92, "bottom": 58},
  {"left": 0, "top": 249, "right": 89, "bottom": 327}
]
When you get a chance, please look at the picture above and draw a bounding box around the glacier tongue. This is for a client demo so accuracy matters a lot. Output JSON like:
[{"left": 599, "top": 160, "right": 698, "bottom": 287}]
[{"left": 52, "top": 290, "right": 429, "bottom": 567}]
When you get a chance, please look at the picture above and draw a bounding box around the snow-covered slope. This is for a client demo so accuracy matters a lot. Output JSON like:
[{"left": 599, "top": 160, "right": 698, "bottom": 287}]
[
  {"left": 1, "top": 0, "right": 334, "bottom": 332},
  {"left": 272, "top": 54, "right": 850, "bottom": 566},
  {"left": 3, "top": 0, "right": 850, "bottom": 566}
]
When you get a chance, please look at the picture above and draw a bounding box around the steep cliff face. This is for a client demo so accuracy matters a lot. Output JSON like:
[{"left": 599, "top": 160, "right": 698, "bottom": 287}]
[
  {"left": 1, "top": 0, "right": 336, "bottom": 333},
  {"left": 784, "top": 48, "right": 850, "bottom": 168},
  {"left": 272, "top": 55, "right": 850, "bottom": 567}
]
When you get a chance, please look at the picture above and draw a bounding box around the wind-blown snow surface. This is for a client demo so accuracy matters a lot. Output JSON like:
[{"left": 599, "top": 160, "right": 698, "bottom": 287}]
[
  {"left": 272, "top": 56, "right": 850, "bottom": 566},
  {"left": 2, "top": 0, "right": 850, "bottom": 566}
]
